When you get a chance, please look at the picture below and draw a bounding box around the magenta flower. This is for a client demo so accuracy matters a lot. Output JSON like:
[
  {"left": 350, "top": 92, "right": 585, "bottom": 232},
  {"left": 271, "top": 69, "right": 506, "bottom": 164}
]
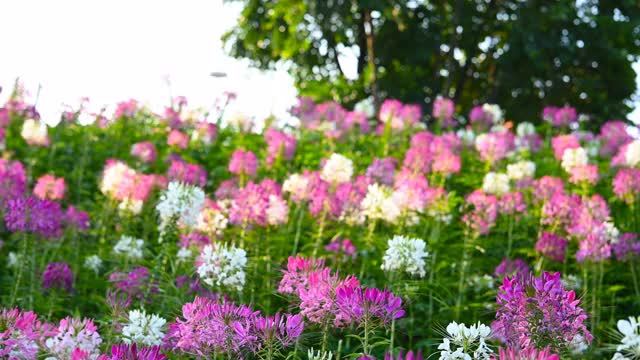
[
  {"left": 4, "top": 196, "right": 64, "bottom": 238},
  {"left": 42, "top": 262, "right": 73, "bottom": 292},
  {"left": 0, "top": 307, "right": 52, "bottom": 359},
  {"left": 33, "top": 174, "right": 66, "bottom": 201},
  {"left": 98, "top": 344, "right": 166, "bottom": 360},
  {"left": 278, "top": 256, "right": 327, "bottom": 295},
  {"left": 536, "top": 232, "right": 568, "bottom": 262},
  {"left": 131, "top": 142, "right": 157, "bottom": 163},
  {"left": 335, "top": 286, "right": 404, "bottom": 327},
  {"left": 228, "top": 149, "right": 258, "bottom": 178},
  {"left": 228, "top": 181, "right": 269, "bottom": 227},
  {"left": 164, "top": 297, "right": 259, "bottom": 356},
  {"left": 245, "top": 312, "right": 304, "bottom": 349},
  {"left": 114, "top": 99, "right": 140, "bottom": 119},
  {"left": 65, "top": 205, "right": 90, "bottom": 232},
  {"left": 325, "top": 237, "right": 357, "bottom": 261},
  {"left": 491, "top": 346, "right": 559, "bottom": 360},
  {"left": 552, "top": 105, "right": 577, "bottom": 127},
  {"left": 469, "top": 105, "right": 495, "bottom": 130},
  {"left": 264, "top": 128, "right": 296, "bottom": 165},
  {"left": 492, "top": 272, "right": 591, "bottom": 352},
  {"left": 385, "top": 349, "right": 424, "bottom": 360},
  {"left": 167, "top": 160, "right": 207, "bottom": 188}
]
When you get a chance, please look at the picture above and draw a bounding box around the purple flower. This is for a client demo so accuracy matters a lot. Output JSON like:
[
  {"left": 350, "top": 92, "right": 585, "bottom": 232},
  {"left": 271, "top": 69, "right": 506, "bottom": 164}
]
[
  {"left": 492, "top": 272, "right": 591, "bottom": 352},
  {"left": 613, "top": 168, "right": 640, "bottom": 204},
  {"left": 65, "top": 205, "right": 90, "bottom": 232},
  {"left": 492, "top": 346, "right": 559, "bottom": 360},
  {"left": 432, "top": 97, "right": 455, "bottom": 124},
  {"left": 613, "top": 233, "right": 640, "bottom": 261},
  {"left": 4, "top": 197, "right": 64, "bottom": 238},
  {"left": 494, "top": 258, "right": 529, "bottom": 279},
  {"left": 335, "top": 286, "right": 404, "bottom": 327},
  {"left": 42, "top": 262, "right": 73, "bottom": 292},
  {"left": 0, "top": 159, "right": 27, "bottom": 206},
  {"left": 598, "top": 120, "right": 633, "bottom": 157},
  {"left": 535, "top": 233, "right": 568, "bottom": 262},
  {"left": 325, "top": 237, "right": 357, "bottom": 261},
  {"left": 366, "top": 158, "right": 397, "bottom": 186},
  {"left": 249, "top": 312, "right": 304, "bottom": 348},
  {"left": 98, "top": 344, "right": 166, "bottom": 360},
  {"left": 552, "top": 105, "right": 577, "bottom": 127},
  {"left": 109, "top": 267, "right": 157, "bottom": 302},
  {"left": 498, "top": 192, "right": 526, "bottom": 215},
  {"left": 164, "top": 297, "right": 259, "bottom": 356}
]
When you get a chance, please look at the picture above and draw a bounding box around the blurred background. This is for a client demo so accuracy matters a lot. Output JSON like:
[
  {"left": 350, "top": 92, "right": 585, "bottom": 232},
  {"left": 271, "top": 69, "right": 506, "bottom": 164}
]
[{"left": 0, "top": 0, "right": 639, "bottom": 127}]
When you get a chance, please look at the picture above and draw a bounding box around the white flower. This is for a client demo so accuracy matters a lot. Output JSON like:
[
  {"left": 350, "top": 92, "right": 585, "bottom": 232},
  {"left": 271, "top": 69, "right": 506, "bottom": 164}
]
[
  {"left": 122, "top": 309, "right": 166, "bottom": 346},
  {"left": 84, "top": 255, "right": 102, "bottom": 273},
  {"left": 7, "top": 252, "right": 22, "bottom": 268},
  {"left": 625, "top": 140, "right": 640, "bottom": 168},
  {"left": 195, "top": 207, "right": 228, "bottom": 237},
  {"left": 613, "top": 316, "right": 640, "bottom": 358},
  {"left": 570, "top": 334, "right": 589, "bottom": 354},
  {"left": 381, "top": 235, "right": 428, "bottom": 277},
  {"left": 468, "top": 274, "right": 494, "bottom": 292},
  {"left": 561, "top": 274, "right": 582, "bottom": 290},
  {"left": 456, "top": 128, "right": 475, "bottom": 144},
  {"left": 156, "top": 181, "right": 205, "bottom": 241},
  {"left": 118, "top": 198, "right": 143, "bottom": 215},
  {"left": 438, "top": 321, "right": 493, "bottom": 360},
  {"left": 266, "top": 194, "right": 289, "bottom": 225},
  {"left": 516, "top": 122, "right": 536, "bottom": 137},
  {"left": 360, "top": 184, "right": 401, "bottom": 224},
  {"left": 197, "top": 244, "right": 247, "bottom": 292},
  {"left": 482, "top": 103, "right": 503, "bottom": 124},
  {"left": 354, "top": 97, "right": 375, "bottom": 118},
  {"left": 282, "top": 173, "right": 310, "bottom": 199},
  {"left": 604, "top": 220, "right": 620, "bottom": 244},
  {"left": 320, "top": 153, "right": 353, "bottom": 184},
  {"left": 561, "top": 147, "right": 588, "bottom": 172},
  {"left": 113, "top": 235, "right": 145, "bottom": 260},
  {"left": 21, "top": 118, "right": 49, "bottom": 146},
  {"left": 506, "top": 161, "right": 536, "bottom": 181},
  {"left": 481, "top": 172, "right": 510, "bottom": 195},
  {"left": 176, "top": 247, "right": 192, "bottom": 262}
]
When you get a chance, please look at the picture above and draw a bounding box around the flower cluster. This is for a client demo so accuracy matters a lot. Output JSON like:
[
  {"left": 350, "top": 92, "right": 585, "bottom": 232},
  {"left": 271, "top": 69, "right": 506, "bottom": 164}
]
[
  {"left": 381, "top": 235, "right": 429, "bottom": 277},
  {"left": 437, "top": 321, "right": 493, "bottom": 360},
  {"left": 121, "top": 310, "right": 166, "bottom": 346},
  {"left": 196, "top": 244, "right": 247, "bottom": 292}
]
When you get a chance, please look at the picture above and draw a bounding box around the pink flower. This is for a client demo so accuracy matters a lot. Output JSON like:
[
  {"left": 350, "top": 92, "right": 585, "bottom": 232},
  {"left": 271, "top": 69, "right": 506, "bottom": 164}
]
[
  {"left": 0, "top": 307, "right": 52, "bottom": 359},
  {"left": 535, "top": 232, "right": 568, "bottom": 262},
  {"left": 33, "top": 174, "right": 66, "bottom": 201},
  {"left": 598, "top": 120, "right": 633, "bottom": 157},
  {"left": 551, "top": 134, "right": 580, "bottom": 160},
  {"left": 552, "top": 105, "right": 577, "bottom": 127},
  {"left": 491, "top": 346, "right": 559, "bottom": 360},
  {"left": 498, "top": 192, "right": 526, "bottom": 215},
  {"left": 432, "top": 150, "right": 461, "bottom": 175},
  {"left": 533, "top": 176, "right": 564, "bottom": 203},
  {"left": 228, "top": 149, "right": 258, "bottom": 178},
  {"left": 131, "top": 142, "right": 157, "bottom": 163},
  {"left": 568, "top": 165, "right": 598, "bottom": 185},
  {"left": 0, "top": 158, "right": 27, "bottom": 205},
  {"left": 264, "top": 128, "right": 296, "bottom": 165},
  {"left": 432, "top": 97, "right": 455, "bottom": 123},
  {"left": 335, "top": 286, "right": 405, "bottom": 327},
  {"left": 475, "top": 132, "right": 515, "bottom": 165},
  {"left": 167, "top": 160, "right": 207, "bottom": 188},
  {"left": 613, "top": 168, "right": 640, "bottom": 204},
  {"left": 462, "top": 190, "right": 498, "bottom": 235},
  {"left": 167, "top": 130, "right": 188, "bottom": 149}
]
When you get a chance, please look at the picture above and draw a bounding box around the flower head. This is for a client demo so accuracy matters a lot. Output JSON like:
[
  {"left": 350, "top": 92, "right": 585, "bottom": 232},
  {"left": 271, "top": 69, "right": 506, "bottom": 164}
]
[
  {"left": 42, "top": 262, "right": 73, "bottom": 292},
  {"left": 381, "top": 235, "right": 429, "bottom": 277}
]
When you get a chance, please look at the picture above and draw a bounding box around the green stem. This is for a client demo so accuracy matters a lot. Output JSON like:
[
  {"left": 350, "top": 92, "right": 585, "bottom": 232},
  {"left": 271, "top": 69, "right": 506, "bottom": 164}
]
[
  {"left": 363, "top": 317, "right": 370, "bottom": 355},
  {"left": 291, "top": 205, "right": 304, "bottom": 256},
  {"left": 312, "top": 211, "right": 327, "bottom": 257},
  {"left": 389, "top": 317, "right": 396, "bottom": 354},
  {"left": 630, "top": 261, "right": 640, "bottom": 299},
  {"left": 506, "top": 215, "right": 514, "bottom": 258},
  {"left": 10, "top": 235, "right": 29, "bottom": 306},
  {"left": 455, "top": 232, "right": 473, "bottom": 320}
]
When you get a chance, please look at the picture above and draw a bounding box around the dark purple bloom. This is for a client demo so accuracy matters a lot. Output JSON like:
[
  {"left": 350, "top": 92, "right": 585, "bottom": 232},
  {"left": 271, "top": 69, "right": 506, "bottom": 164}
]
[
  {"left": 494, "top": 258, "right": 529, "bottom": 279},
  {"left": 65, "top": 205, "right": 90, "bottom": 232},
  {"left": 109, "top": 267, "right": 157, "bottom": 302},
  {"left": 366, "top": 158, "right": 397, "bottom": 186},
  {"left": 98, "top": 343, "right": 166, "bottom": 360},
  {"left": 335, "top": 286, "right": 404, "bottom": 327},
  {"left": 42, "top": 262, "right": 73, "bottom": 292},
  {"left": 4, "top": 197, "right": 64, "bottom": 238}
]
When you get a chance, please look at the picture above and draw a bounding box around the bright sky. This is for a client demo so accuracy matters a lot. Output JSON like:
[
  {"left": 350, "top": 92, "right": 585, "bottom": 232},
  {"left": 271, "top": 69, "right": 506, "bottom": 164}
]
[
  {"left": 0, "top": 0, "right": 297, "bottom": 125},
  {"left": 0, "top": 1, "right": 639, "bottom": 125}
]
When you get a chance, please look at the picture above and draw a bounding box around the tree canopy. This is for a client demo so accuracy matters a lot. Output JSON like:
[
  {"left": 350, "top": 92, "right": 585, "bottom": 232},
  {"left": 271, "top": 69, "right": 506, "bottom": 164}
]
[{"left": 223, "top": 0, "right": 640, "bottom": 126}]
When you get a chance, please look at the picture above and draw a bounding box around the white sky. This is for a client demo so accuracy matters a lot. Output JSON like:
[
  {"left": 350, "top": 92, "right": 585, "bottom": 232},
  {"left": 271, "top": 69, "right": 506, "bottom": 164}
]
[{"left": 0, "top": 0, "right": 638, "bottom": 125}]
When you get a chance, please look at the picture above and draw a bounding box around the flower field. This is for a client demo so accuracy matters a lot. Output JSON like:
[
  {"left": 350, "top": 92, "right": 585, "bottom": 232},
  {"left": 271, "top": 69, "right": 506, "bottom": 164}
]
[{"left": 1, "top": 85, "right": 640, "bottom": 359}]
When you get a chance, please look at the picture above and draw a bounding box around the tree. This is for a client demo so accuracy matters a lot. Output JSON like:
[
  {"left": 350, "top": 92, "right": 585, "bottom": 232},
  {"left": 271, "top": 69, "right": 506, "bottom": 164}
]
[{"left": 222, "top": 0, "right": 640, "bottom": 127}]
